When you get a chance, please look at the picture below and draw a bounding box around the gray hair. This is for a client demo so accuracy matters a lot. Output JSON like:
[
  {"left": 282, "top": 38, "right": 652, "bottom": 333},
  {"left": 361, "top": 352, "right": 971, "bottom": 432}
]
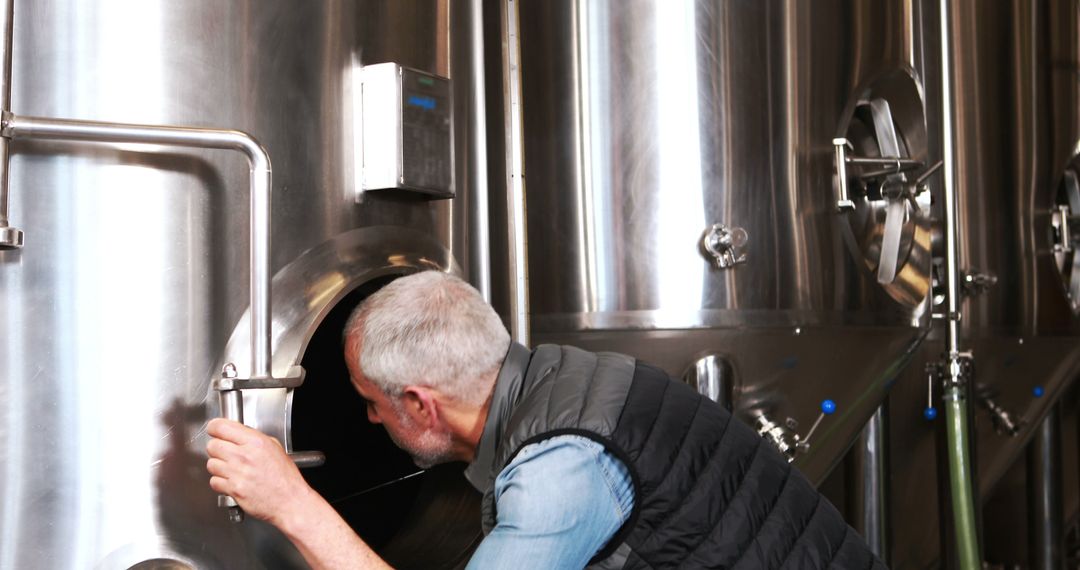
[{"left": 343, "top": 271, "right": 510, "bottom": 405}]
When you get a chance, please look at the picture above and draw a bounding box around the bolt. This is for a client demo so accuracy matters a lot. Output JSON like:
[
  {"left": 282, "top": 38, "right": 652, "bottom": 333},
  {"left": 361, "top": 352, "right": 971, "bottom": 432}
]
[{"left": 222, "top": 363, "right": 238, "bottom": 378}]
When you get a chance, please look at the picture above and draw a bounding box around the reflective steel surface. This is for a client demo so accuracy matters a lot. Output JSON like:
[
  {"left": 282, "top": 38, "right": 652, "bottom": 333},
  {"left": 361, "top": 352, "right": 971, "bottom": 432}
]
[
  {"left": 886, "top": 1, "right": 1080, "bottom": 567},
  {"left": 0, "top": 1, "right": 481, "bottom": 568},
  {"left": 514, "top": 0, "right": 935, "bottom": 482}
]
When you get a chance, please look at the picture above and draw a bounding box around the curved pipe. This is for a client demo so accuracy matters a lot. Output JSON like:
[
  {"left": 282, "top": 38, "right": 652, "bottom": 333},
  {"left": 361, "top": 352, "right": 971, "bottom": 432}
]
[{"left": 2, "top": 113, "right": 274, "bottom": 379}]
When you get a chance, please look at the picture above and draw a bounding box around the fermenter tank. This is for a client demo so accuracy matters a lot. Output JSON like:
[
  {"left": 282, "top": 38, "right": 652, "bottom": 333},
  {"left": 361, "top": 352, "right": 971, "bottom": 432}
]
[
  {"left": 511, "top": 0, "right": 938, "bottom": 482},
  {"left": 0, "top": 1, "right": 487, "bottom": 568},
  {"left": 888, "top": 1, "right": 1080, "bottom": 566}
]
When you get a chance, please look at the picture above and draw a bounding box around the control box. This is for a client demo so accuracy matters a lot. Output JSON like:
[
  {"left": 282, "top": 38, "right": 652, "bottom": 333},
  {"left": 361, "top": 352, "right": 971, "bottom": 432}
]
[{"left": 360, "top": 62, "right": 453, "bottom": 198}]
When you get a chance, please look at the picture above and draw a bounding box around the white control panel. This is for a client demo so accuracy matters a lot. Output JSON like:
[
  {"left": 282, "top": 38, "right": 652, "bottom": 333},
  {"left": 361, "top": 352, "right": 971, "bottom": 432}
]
[{"left": 360, "top": 62, "right": 453, "bottom": 198}]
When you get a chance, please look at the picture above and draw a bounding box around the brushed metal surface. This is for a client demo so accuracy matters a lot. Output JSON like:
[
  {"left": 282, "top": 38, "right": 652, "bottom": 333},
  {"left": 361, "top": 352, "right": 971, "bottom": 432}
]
[
  {"left": 0, "top": 1, "right": 480, "bottom": 568},
  {"left": 514, "top": 0, "right": 934, "bottom": 481}
]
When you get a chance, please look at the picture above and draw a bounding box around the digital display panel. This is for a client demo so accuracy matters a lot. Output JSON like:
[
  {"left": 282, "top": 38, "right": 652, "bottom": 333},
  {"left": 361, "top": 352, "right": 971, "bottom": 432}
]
[{"left": 406, "top": 95, "right": 436, "bottom": 110}]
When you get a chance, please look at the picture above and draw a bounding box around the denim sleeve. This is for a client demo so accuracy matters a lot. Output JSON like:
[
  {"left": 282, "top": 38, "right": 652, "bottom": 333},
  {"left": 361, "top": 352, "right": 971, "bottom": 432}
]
[{"left": 465, "top": 435, "right": 635, "bottom": 570}]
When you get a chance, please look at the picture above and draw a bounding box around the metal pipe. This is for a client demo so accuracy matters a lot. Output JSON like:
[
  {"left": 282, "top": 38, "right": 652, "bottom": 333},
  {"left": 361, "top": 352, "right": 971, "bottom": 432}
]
[
  {"left": 938, "top": 0, "right": 982, "bottom": 566},
  {"left": 501, "top": 0, "right": 529, "bottom": 345},
  {"left": 852, "top": 404, "right": 890, "bottom": 562},
  {"left": 0, "top": 0, "right": 22, "bottom": 249},
  {"left": 683, "top": 354, "right": 734, "bottom": 411},
  {"left": 2, "top": 113, "right": 274, "bottom": 379},
  {"left": 1028, "top": 405, "right": 1064, "bottom": 570},
  {"left": 846, "top": 156, "right": 925, "bottom": 168},
  {"left": 467, "top": 0, "right": 492, "bottom": 303}
]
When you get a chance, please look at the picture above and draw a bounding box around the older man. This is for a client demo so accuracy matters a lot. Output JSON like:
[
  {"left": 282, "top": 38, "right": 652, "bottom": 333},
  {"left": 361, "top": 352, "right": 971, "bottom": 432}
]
[{"left": 207, "top": 271, "right": 883, "bottom": 569}]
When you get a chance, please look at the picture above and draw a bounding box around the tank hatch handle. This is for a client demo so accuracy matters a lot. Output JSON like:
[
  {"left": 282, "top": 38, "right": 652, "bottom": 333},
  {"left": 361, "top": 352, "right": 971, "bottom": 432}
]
[
  {"left": 1051, "top": 203, "right": 1074, "bottom": 254},
  {"left": 214, "top": 363, "right": 326, "bottom": 522},
  {"left": 869, "top": 99, "right": 908, "bottom": 285}
]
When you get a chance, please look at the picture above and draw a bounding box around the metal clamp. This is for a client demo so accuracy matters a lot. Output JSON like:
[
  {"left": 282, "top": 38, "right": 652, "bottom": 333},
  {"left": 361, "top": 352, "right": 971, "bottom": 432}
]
[
  {"left": 928, "top": 352, "right": 974, "bottom": 393},
  {"left": 701, "top": 223, "right": 748, "bottom": 269},
  {"left": 960, "top": 269, "right": 998, "bottom": 297},
  {"left": 757, "top": 415, "right": 801, "bottom": 462}
]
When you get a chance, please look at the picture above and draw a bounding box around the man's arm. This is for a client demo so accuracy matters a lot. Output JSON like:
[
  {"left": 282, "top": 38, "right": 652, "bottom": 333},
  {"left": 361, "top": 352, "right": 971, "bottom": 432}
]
[
  {"left": 466, "top": 435, "right": 635, "bottom": 569},
  {"left": 206, "top": 418, "right": 392, "bottom": 570}
]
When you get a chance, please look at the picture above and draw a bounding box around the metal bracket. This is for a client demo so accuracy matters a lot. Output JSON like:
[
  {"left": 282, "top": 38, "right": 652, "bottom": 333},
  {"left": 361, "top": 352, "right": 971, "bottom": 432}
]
[
  {"left": 701, "top": 223, "right": 748, "bottom": 269},
  {"left": 211, "top": 364, "right": 306, "bottom": 392}
]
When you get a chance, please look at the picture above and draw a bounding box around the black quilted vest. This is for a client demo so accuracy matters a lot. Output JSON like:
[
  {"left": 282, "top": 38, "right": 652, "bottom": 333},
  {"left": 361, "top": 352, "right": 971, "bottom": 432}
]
[{"left": 475, "top": 344, "right": 885, "bottom": 569}]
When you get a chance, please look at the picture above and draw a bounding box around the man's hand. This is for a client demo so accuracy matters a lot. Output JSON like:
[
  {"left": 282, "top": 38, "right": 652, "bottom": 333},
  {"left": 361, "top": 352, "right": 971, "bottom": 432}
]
[
  {"left": 206, "top": 418, "right": 316, "bottom": 527},
  {"left": 205, "top": 418, "right": 393, "bottom": 569}
]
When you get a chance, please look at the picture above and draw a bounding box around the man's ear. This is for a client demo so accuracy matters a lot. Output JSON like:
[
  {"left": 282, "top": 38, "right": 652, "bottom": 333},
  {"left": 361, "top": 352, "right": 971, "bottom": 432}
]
[{"left": 401, "top": 386, "right": 440, "bottom": 428}]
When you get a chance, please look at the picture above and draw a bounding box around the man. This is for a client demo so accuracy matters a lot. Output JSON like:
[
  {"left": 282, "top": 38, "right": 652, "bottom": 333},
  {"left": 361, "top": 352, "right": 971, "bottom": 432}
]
[{"left": 207, "top": 271, "right": 884, "bottom": 569}]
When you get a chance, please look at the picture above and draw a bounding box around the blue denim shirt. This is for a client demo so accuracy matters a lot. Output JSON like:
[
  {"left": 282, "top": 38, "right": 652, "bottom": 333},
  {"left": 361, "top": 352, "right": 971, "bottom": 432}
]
[{"left": 465, "top": 434, "right": 635, "bottom": 569}]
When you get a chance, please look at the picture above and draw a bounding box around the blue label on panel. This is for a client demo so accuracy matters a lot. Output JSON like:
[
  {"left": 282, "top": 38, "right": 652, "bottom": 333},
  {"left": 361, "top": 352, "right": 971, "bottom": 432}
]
[{"left": 407, "top": 95, "right": 436, "bottom": 110}]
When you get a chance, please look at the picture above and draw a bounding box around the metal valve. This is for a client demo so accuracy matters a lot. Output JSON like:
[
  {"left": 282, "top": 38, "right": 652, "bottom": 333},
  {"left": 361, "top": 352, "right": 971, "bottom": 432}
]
[
  {"left": 701, "top": 223, "right": 748, "bottom": 269},
  {"left": 978, "top": 394, "right": 1024, "bottom": 437},
  {"left": 756, "top": 415, "right": 801, "bottom": 461},
  {"left": 756, "top": 399, "right": 837, "bottom": 462}
]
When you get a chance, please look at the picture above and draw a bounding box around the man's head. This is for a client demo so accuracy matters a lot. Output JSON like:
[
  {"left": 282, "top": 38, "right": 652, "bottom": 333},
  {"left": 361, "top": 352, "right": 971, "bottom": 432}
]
[{"left": 342, "top": 271, "right": 510, "bottom": 467}]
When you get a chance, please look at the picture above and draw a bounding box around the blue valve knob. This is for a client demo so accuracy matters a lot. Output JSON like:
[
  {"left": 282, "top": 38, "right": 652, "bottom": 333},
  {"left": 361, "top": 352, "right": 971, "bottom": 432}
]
[
  {"left": 820, "top": 399, "right": 837, "bottom": 415},
  {"left": 923, "top": 407, "right": 938, "bottom": 421},
  {"left": 1033, "top": 386, "right": 1044, "bottom": 398}
]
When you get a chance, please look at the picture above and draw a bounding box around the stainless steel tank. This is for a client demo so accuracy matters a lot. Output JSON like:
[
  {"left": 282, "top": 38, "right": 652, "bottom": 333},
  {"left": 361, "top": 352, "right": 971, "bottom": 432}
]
[
  {"left": 0, "top": 1, "right": 486, "bottom": 568},
  {"left": 511, "top": 0, "right": 938, "bottom": 482},
  {"left": 885, "top": 1, "right": 1080, "bottom": 567}
]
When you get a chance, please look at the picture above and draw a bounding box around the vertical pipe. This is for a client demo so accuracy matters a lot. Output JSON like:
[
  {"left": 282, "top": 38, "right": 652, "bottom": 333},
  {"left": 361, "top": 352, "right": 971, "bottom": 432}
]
[
  {"left": 248, "top": 145, "right": 272, "bottom": 380},
  {"left": 683, "top": 354, "right": 733, "bottom": 411},
  {"left": 1028, "top": 405, "right": 1064, "bottom": 570},
  {"left": 0, "top": 0, "right": 22, "bottom": 249},
  {"left": 938, "top": 0, "right": 982, "bottom": 567},
  {"left": 501, "top": 0, "right": 529, "bottom": 345},
  {"left": 467, "top": 0, "right": 491, "bottom": 303},
  {"left": 853, "top": 404, "right": 891, "bottom": 562}
]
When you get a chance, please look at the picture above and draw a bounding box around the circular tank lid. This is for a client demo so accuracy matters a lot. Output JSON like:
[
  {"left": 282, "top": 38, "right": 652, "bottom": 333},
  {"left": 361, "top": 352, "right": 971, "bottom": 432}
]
[
  {"left": 836, "top": 70, "right": 933, "bottom": 308},
  {"left": 1051, "top": 167, "right": 1080, "bottom": 314}
]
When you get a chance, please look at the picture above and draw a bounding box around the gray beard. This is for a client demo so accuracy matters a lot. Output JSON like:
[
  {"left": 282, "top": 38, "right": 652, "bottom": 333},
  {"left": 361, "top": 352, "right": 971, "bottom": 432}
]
[{"left": 386, "top": 415, "right": 455, "bottom": 468}]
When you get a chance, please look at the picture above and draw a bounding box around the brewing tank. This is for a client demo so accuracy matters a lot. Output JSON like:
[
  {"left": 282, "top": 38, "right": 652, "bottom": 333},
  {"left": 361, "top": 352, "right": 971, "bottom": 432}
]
[
  {"left": 512, "top": 0, "right": 938, "bottom": 482},
  {"left": 885, "top": 1, "right": 1080, "bottom": 566},
  {"left": 0, "top": 1, "right": 486, "bottom": 568}
]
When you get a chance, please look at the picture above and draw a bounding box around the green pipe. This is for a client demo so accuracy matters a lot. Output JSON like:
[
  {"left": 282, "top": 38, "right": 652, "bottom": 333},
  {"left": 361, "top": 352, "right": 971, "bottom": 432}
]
[{"left": 944, "top": 384, "right": 981, "bottom": 570}]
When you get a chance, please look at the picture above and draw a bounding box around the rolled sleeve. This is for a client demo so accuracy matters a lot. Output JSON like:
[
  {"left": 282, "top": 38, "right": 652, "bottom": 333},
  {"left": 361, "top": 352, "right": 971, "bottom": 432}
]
[{"left": 466, "top": 435, "right": 634, "bottom": 569}]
